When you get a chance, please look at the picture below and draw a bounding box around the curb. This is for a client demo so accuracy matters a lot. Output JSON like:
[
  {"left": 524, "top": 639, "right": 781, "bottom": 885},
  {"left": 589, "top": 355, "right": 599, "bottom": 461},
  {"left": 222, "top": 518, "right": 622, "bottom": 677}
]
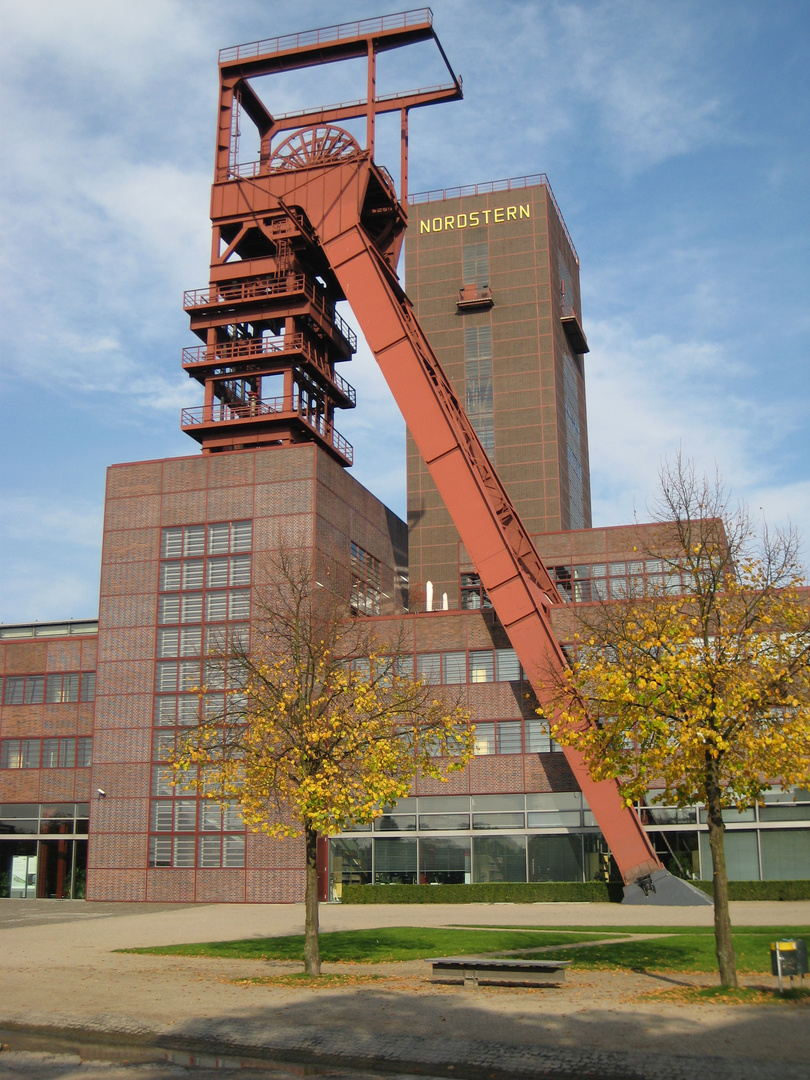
[{"left": 2, "top": 1018, "right": 808, "bottom": 1080}]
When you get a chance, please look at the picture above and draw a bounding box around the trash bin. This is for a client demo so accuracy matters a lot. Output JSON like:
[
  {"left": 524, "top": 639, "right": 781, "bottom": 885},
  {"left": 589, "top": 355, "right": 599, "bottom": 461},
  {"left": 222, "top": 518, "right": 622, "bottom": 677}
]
[{"left": 770, "top": 939, "right": 808, "bottom": 990}]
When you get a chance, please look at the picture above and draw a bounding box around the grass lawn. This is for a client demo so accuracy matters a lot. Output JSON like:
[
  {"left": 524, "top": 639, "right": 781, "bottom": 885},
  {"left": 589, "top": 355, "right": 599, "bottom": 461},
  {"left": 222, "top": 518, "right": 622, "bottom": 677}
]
[
  {"left": 123, "top": 924, "right": 810, "bottom": 973},
  {"left": 122, "top": 927, "right": 625, "bottom": 963}
]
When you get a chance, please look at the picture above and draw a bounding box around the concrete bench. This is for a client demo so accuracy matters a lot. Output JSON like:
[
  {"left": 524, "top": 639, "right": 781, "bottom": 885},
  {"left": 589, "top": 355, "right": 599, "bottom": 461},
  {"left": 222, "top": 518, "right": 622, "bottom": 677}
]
[{"left": 430, "top": 956, "right": 570, "bottom": 987}]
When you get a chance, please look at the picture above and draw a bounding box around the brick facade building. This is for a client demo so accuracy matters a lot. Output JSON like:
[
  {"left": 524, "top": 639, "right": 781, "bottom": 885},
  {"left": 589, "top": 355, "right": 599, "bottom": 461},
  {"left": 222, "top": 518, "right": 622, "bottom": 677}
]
[{"left": 2, "top": 175, "right": 808, "bottom": 901}]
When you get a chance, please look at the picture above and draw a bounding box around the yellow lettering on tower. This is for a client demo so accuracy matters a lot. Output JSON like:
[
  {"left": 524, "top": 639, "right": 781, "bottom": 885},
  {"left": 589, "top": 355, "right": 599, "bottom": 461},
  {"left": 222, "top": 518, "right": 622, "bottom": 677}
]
[
  {"left": 420, "top": 220, "right": 431, "bottom": 233},
  {"left": 457, "top": 213, "right": 467, "bottom": 229},
  {"left": 445, "top": 216, "right": 455, "bottom": 230},
  {"left": 432, "top": 217, "right": 443, "bottom": 232},
  {"left": 494, "top": 208, "right": 504, "bottom": 222},
  {"left": 519, "top": 205, "right": 530, "bottom": 218},
  {"left": 482, "top": 209, "right": 492, "bottom": 224},
  {"left": 469, "top": 211, "right": 480, "bottom": 226},
  {"left": 506, "top": 206, "right": 517, "bottom": 220}
]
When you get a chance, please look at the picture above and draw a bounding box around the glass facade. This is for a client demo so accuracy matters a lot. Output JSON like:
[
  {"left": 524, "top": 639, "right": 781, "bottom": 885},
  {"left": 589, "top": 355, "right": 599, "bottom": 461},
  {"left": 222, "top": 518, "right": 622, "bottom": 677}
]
[
  {"left": 327, "top": 788, "right": 810, "bottom": 898},
  {"left": 0, "top": 803, "right": 89, "bottom": 899}
]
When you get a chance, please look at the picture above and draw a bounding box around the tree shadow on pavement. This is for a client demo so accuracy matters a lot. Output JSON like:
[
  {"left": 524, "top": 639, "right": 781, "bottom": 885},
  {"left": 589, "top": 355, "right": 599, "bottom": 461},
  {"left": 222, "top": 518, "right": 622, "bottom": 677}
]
[{"left": 163, "top": 973, "right": 810, "bottom": 1079}]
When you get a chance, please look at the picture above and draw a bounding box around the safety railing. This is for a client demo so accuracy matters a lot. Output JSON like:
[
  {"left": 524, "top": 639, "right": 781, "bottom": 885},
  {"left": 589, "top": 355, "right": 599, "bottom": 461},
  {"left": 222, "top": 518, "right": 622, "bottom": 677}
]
[
  {"left": 182, "top": 276, "right": 358, "bottom": 352},
  {"left": 181, "top": 337, "right": 357, "bottom": 406},
  {"left": 182, "top": 335, "right": 302, "bottom": 365},
  {"left": 409, "top": 173, "right": 579, "bottom": 265},
  {"left": 375, "top": 162, "right": 398, "bottom": 196},
  {"left": 183, "top": 273, "right": 304, "bottom": 309},
  {"left": 181, "top": 398, "right": 353, "bottom": 462},
  {"left": 219, "top": 9, "right": 432, "bottom": 64}
]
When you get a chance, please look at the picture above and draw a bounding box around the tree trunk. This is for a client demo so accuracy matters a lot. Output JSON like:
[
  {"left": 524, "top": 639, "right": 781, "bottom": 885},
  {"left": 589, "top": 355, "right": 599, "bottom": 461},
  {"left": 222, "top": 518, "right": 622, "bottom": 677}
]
[
  {"left": 705, "top": 760, "right": 738, "bottom": 988},
  {"left": 303, "top": 821, "right": 321, "bottom": 976}
]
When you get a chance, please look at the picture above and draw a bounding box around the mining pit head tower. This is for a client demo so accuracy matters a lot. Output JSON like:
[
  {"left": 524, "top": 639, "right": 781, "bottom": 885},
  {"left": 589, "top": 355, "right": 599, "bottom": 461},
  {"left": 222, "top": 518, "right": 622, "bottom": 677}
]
[
  {"left": 175, "top": 8, "right": 705, "bottom": 899},
  {"left": 181, "top": 9, "right": 460, "bottom": 462}
]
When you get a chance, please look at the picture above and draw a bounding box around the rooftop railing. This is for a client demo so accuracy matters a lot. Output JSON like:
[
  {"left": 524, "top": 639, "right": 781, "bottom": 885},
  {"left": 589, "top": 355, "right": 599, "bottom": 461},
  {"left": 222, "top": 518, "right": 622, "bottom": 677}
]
[{"left": 219, "top": 9, "right": 432, "bottom": 64}]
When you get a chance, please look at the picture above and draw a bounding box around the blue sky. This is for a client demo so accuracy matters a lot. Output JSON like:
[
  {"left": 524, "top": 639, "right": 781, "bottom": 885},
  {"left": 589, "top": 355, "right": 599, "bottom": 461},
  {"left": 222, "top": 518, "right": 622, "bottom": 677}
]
[{"left": 1, "top": 0, "right": 808, "bottom": 623}]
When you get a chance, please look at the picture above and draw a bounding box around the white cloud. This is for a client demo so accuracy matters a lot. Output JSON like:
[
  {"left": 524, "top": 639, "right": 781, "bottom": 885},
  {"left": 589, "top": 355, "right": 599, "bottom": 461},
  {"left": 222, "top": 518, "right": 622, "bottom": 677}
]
[{"left": 586, "top": 317, "right": 809, "bottom": 565}]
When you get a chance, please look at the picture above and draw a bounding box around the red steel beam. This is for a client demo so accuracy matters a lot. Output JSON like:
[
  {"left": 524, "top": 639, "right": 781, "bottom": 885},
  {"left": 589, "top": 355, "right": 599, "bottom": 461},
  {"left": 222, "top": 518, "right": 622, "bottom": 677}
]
[{"left": 319, "top": 214, "right": 661, "bottom": 885}]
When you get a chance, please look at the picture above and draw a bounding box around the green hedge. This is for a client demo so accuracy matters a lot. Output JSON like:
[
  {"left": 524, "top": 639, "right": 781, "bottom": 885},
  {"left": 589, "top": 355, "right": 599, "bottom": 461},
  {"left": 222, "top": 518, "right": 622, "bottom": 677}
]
[
  {"left": 342, "top": 881, "right": 624, "bottom": 904},
  {"left": 341, "top": 879, "right": 810, "bottom": 904},
  {"left": 692, "top": 880, "right": 810, "bottom": 901}
]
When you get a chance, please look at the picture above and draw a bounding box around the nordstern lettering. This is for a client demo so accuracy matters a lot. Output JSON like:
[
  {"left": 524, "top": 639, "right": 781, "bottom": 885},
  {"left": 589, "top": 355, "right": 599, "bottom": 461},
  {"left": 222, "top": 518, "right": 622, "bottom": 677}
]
[{"left": 419, "top": 204, "right": 531, "bottom": 234}]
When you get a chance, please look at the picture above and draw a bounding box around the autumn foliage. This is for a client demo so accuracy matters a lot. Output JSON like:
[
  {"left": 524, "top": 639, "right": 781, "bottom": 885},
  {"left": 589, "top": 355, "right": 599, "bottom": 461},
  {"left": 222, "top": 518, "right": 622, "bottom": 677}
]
[
  {"left": 550, "top": 459, "right": 810, "bottom": 987},
  {"left": 173, "top": 551, "right": 472, "bottom": 974}
]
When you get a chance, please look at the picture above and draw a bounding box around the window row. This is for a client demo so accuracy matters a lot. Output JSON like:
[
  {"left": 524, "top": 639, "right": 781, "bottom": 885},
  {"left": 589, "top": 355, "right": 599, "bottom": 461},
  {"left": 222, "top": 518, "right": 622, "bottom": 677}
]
[
  {"left": 154, "top": 658, "right": 246, "bottom": 693},
  {"left": 1, "top": 738, "right": 92, "bottom": 770},
  {"left": 158, "top": 590, "right": 250, "bottom": 625},
  {"left": 0, "top": 802, "right": 90, "bottom": 837},
  {"left": 156, "top": 623, "right": 249, "bottom": 659},
  {"left": 345, "top": 791, "right": 592, "bottom": 834},
  {"left": 150, "top": 798, "right": 243, "bottom": 833},
  {"left": 409, "top": 647, "right": 521, "bottom": 684},
  {"left": 159, "top": 555, "right": 252, "bottom": 593},
  {"left": 161, "top": 521, "right": 252, "bottom": 559},
  {"left": 148, "top": 833, "right": 246, "bottom": 868},
  {"left": 474, "top": 719, "right": 560, "bottom": 756},
  {"left": 153, "top": 692, "right": 246, "bottom": 726},
  {"left": 329, "top": 832, "right": 609, "bottom": 894},
  {"left": 551, "top": 560, "right": 684, "bottom": 604},
  {"left": 0, "top": 672, "right": 95, "bottom": 706}
]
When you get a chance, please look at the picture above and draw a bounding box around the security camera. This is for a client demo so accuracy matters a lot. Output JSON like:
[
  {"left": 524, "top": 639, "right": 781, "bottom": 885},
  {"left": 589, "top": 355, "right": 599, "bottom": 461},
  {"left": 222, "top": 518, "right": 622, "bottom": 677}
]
[{"left": 97, "top": 788, "right": 106, "bottom": 797}]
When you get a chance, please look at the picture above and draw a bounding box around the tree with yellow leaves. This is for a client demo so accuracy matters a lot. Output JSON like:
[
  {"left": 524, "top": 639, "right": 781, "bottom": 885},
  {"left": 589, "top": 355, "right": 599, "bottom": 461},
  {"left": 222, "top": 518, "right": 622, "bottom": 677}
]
[
  {"left": 173, "top": 552, "right": 473, "bottom": 976},
  {"left": 550, "top": 459, "right": 810, "bottom": 987}
]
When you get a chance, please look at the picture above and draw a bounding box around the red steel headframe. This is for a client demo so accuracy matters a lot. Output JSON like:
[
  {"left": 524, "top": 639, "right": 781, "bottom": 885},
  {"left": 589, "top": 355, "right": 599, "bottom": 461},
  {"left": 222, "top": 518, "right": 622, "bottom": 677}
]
[{"left": 186, "top": 9, "right": 662, "bottom": 885}]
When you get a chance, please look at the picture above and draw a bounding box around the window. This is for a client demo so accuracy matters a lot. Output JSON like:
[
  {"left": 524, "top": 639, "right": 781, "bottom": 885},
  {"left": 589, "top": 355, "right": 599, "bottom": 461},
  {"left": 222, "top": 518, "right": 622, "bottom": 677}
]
[
  {"left": 473, "top": 723, "right": 496, "bottom": 755},
  {"left": 469, "top": 650, "right": 494, "bottom": 682},
  {"left": 24, "top": 676, "right": 44, "bottom": 704},
  {"left": 77, "top": 738, "right": 92, "bottom": 767},
  {"left": 149, "top": 837, "right": 172, "bottom": 867},
  {"left": 151, "top": 803, "right": 173, "bottom": 832},
  {"left": 563, "top": 350, "right": 585, "bottom": 530},
  {"left": 497, "top": 721, "right": 522, "bottom": 754},
  {"left": 80, "top": 673, "right": 96, "bottom": 702},
  {"left": 3, "top": 677, "right": 24, "bottom": 705},
  {"left": 152, "top": 766, "right": 175, "bottom": 797},
  {"left": 462, "top": 240, "right": 489, "bottom": 286},
  {"left": 174, "top": 837, "right": 195, "bottom": 867},
  {"left": 495, "top": 648, "right": 520, "bottom": 681},
  {"left": 174, "top": 801, "right": 196, "bottom": 831},
  {"left": 44, "top": 673, "right": 81, "bottom": 703},
  {"left": 525, "top": 720, "right": 560, "bottom": 753},
  {"left": 460, "top": 572, "right": 492, "bottom": 610},
  {"left": 465, "top": 326, "right": 494, "bottom": 452},
  {"left": 350, "top": 542, "right": 381, "bottom": 616},
  {"left": 416, "top": 653, "right": 441, "bottom": 683},
  {"left": 442, "top": 651, "right": 466, "bottom": 684}
]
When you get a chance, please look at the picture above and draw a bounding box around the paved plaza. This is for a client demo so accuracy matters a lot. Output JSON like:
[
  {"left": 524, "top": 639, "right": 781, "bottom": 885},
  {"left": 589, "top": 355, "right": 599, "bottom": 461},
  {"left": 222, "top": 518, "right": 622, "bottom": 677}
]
[{"left": 1, "top": 899, "right": 810, "bottom": 1079}]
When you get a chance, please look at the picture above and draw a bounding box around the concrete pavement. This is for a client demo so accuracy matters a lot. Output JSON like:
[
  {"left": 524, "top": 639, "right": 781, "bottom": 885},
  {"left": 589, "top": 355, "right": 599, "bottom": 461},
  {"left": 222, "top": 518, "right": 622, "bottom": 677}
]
[{"left": 1, "top": 899, "right": 809, "bottom": 1079}]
